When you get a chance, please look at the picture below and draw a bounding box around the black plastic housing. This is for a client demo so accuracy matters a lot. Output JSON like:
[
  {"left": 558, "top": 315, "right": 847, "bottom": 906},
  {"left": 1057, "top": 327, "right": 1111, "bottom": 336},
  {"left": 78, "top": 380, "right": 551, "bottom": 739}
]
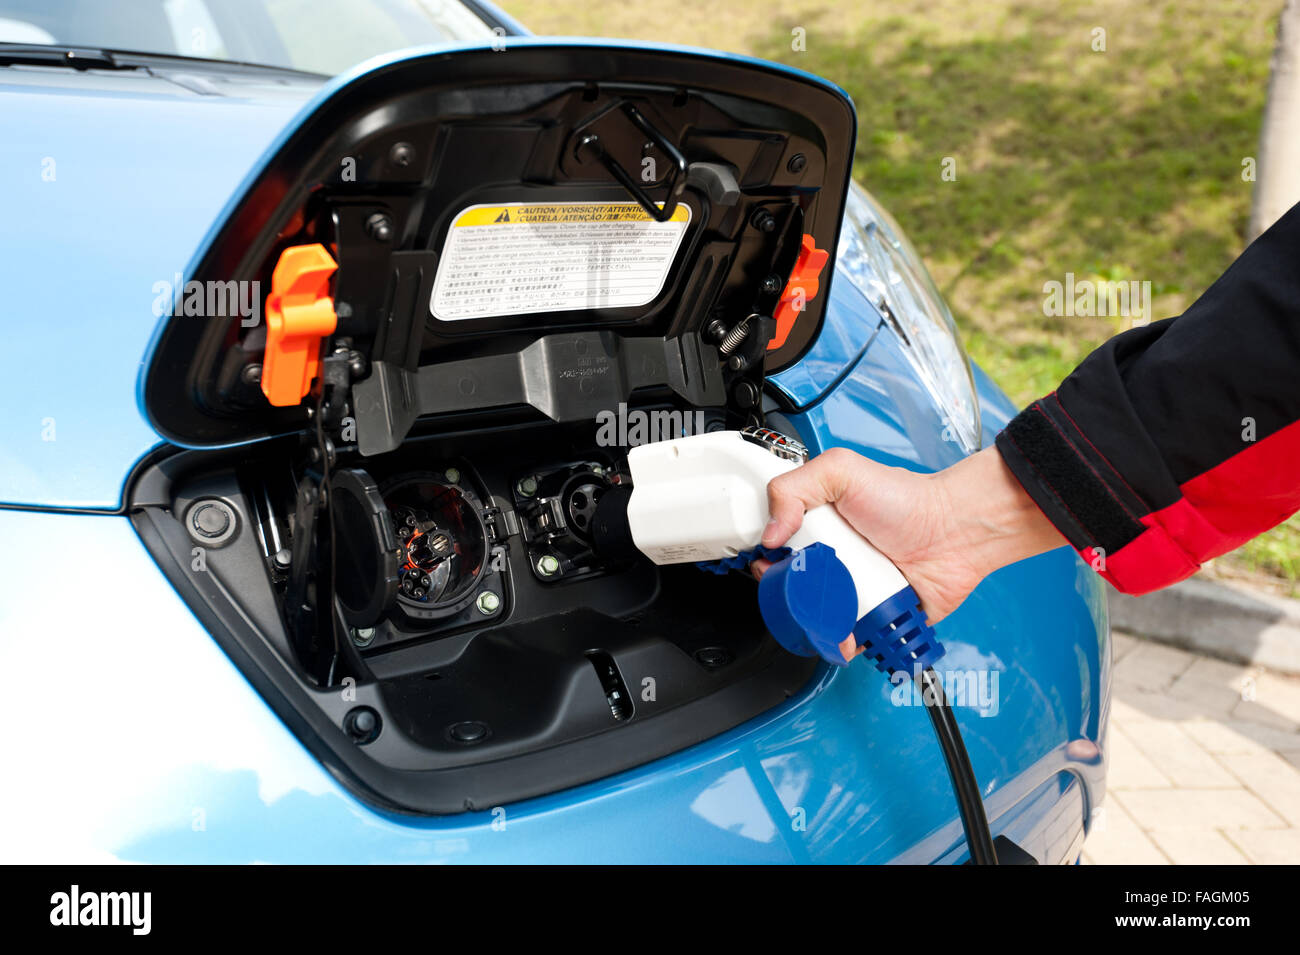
[
  {"left": 129, "top": 419, "right": 818, "bottom": 815},
  {"left": 141, "top": 42, "right": 856, "bottom": 450}
]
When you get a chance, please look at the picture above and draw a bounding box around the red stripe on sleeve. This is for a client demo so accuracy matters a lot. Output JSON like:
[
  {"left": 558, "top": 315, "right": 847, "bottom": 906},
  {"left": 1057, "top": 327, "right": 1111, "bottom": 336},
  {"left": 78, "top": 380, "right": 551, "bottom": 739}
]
[
  {"left": 1179, "top": 417, "right": 1300, "bottom": 549},
  {"left": 1074, "top": 419, "right": 1300, "bottom": 594}
]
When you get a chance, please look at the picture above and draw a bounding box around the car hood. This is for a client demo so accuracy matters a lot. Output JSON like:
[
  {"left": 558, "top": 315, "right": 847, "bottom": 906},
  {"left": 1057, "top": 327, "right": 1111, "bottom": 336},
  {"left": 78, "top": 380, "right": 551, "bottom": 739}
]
[{"left": 0, "top": 63, "right": 320, "bottom": 508}]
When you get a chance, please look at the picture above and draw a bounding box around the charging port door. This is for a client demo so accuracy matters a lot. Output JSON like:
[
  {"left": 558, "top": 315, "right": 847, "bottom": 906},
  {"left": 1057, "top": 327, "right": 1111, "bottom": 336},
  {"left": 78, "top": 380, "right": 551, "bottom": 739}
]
[{"left": 331, "top": 468, "right": 401, "bottom": 629}]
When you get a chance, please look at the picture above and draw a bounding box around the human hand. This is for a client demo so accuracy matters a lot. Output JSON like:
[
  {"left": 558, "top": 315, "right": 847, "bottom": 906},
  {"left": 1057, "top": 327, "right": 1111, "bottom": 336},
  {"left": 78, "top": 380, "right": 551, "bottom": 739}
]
[{"left": 751, "top": 445, "right": 1067, "bottom": 661}]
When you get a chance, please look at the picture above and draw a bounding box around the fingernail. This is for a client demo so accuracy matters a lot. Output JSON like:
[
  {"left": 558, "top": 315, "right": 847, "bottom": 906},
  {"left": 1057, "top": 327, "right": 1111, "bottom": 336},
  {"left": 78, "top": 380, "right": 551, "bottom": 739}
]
[{"left": 761, "top": 518, "right": 779, "bottom": 545}]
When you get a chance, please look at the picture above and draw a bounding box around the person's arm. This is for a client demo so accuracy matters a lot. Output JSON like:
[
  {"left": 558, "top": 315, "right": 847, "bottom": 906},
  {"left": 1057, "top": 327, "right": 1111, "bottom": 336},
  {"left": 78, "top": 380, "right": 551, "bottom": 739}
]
[
  {"left": 995, "top": 201, "right": 1300, "bottom": 594},
  {"left": 758, "top": 200, "right": 1300, "bottom": 634}
]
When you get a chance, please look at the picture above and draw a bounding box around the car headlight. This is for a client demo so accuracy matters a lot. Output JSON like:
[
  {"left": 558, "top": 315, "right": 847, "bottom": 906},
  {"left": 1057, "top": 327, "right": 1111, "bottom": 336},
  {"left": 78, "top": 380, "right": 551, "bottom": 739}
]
[{"left": 837, "top": 181, "right": 981, "bottom": 453}]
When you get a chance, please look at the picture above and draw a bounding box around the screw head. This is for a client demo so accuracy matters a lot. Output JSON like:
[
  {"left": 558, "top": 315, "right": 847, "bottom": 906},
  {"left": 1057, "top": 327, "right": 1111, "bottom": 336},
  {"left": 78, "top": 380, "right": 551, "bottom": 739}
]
[
  {"left": 448, "top": 720, "right": 489, "bottom": 744},
  {"left": 192, "top": 502, "right": 231, "bottom": 537},
  {"left": 351, "top": 626, "right": 376, "bottom": 647},
  {"left": 345, "top": 707, "right": 381, "bottom": 744},
  {"left": 476, "top": 591, "right": 500, "bottom": 614},
  {"left": 787, "top": 153, "right": 807, "bottom": 174},
  {"left": 695, "top": 646, "right": 734, "bottom": 668},
  {"left": 184, "top": 499, "right": 237, "bottom": 547},
  {"left": 365, "top": 212, "right": 393, "bottom": 242},
  {"left": 733, "top": 379, "right": 760, "bottom": 408},
  {"left": 444, "top": 467, "right": 461, "bottom": 484},
  {"left": 750, "top": 209, "right": 777, "bottom": 233},
  {"left": 389, "top": 141, "right": 414, "bottom": 167},
  {"left": 761, "top": 274, "right": 782, "bottom": 295},
  {"left": 517, "top": 476, "right": 538, "bottom": 497},
  {"left": 537, "top": 554, "right": 561, "bottom": 577}
]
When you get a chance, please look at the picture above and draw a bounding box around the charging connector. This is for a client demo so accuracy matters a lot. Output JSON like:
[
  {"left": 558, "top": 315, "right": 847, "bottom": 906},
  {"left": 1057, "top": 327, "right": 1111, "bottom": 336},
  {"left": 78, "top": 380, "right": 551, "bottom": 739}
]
[{"left": 597, "top": 429, "right": 1002, "bottom": 864}]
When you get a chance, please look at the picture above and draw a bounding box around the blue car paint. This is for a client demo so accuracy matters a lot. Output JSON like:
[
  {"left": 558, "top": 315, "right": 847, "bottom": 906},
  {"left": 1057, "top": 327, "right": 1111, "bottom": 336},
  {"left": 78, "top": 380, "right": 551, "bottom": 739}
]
[
  {"left": 0, "top": 481, "right": 1105, "bottom": 863},
  {"left": 0, "top": 39, "right": 1108, "bottom": 862},
  {"left": 0, "top": 67, "right": 319, "bottom": 509}
]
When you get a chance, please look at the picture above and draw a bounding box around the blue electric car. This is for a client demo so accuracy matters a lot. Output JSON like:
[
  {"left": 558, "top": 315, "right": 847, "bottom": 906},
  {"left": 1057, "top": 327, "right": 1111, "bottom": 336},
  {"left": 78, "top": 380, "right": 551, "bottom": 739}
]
[{"left": 0, "top": 0, "right": 1108, "bottom": 863}]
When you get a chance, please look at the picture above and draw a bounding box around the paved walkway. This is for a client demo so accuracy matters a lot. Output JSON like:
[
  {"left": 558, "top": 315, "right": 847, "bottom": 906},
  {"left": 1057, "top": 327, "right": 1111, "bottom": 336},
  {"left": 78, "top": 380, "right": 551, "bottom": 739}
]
[{"left": 1083, "top": 631, "right": 1300, "bottom": 864}]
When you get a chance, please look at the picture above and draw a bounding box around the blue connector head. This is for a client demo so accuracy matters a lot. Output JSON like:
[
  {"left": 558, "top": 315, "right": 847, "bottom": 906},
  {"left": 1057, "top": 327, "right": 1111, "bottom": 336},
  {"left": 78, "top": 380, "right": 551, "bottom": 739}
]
[
  {"left": 697, "top": 540, "right": 947, "bottom": 673},
  {"left": 853, "top": 587, "right": 946, "bottom": 681},
  {"left": 756, "top": 542, "right": 858, "bottom": 664},
  {"left": 746, "top": 543, "right": 947, "bottom": 673}
]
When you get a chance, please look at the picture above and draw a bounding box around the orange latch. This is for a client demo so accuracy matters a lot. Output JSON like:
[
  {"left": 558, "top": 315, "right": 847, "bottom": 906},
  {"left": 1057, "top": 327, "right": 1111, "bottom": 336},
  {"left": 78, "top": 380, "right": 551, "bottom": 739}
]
[
  {"left": 261, "top": 243, "right": 338, "bottom": 407},
  {"left": 769, "top": 234, "right": 830, "bottom": 351}
]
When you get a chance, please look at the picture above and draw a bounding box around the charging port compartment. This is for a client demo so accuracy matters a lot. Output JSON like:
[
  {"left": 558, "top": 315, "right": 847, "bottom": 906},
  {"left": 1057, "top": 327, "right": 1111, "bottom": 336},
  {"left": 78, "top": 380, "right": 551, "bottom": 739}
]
[
  {"left": 129, "top": 416, "right": 817, "bottom": 814},
  {"left": 132, "top": 43, "right": 855, "bottom": 815}
]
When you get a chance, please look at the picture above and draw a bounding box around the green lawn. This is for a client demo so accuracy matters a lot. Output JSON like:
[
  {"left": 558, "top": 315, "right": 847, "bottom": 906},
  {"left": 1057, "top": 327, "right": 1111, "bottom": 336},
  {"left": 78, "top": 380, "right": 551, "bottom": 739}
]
[{"left": 512, "top": 0, "right": 1295, "bottom": 589}]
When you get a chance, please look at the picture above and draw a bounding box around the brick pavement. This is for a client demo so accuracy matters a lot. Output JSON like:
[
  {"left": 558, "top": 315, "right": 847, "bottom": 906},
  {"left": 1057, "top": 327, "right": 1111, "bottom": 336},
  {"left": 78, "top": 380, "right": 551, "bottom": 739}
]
[{"left": 1083, "top": 632, "right": 1300, "bottom": 864}]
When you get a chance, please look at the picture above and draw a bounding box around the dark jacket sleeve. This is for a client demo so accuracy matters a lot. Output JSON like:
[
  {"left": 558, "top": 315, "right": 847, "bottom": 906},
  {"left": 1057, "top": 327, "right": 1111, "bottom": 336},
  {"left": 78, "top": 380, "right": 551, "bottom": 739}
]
[{"left": 995, "top": 201, "right": 1300, "bottom": 594}]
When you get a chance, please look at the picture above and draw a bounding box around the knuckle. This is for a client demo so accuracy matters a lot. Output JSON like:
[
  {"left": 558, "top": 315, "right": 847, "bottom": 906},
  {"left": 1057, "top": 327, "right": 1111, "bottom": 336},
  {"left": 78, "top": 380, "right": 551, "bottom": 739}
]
[
  {"left": 768, "top": 472, "right": 795, "bottom": 498},
  {"left": 821, "top": 446, "right": 855, "bottom": 467}
]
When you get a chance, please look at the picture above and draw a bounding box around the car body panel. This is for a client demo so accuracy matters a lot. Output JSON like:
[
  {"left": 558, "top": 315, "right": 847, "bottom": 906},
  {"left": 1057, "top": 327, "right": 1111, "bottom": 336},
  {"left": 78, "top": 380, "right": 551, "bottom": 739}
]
[
  {"left": 0, "top": 484, "right": 1106, "bottom": 863},
  {"left": 0, "top": 288, "right": 1108, "bottom": 862},
  {"left": 0, "top": 65, "right": 319, "bottom": 509},
  {"left": 0, "top": 34, "right": 1109, "bottom": 864}
]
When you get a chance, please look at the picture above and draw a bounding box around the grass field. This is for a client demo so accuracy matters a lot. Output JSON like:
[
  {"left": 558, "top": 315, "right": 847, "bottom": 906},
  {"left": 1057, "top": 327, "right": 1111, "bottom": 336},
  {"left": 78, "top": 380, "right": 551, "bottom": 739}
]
[{"left": 511, "top": 0, "right": 1297, "bottom": 589}]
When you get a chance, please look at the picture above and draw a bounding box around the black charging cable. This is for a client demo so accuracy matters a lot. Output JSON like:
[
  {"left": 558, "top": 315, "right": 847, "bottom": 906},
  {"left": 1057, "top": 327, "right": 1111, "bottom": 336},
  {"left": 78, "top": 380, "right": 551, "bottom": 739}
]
[{"left": 920, "top": 666, "right": 999, "bottom": 865}]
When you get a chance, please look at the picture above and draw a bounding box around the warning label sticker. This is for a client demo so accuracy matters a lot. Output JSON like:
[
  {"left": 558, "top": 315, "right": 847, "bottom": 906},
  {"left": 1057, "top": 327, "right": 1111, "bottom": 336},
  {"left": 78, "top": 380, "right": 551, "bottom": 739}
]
[{"left": 430, "top": 201, "right": 692, "bottom": 321}]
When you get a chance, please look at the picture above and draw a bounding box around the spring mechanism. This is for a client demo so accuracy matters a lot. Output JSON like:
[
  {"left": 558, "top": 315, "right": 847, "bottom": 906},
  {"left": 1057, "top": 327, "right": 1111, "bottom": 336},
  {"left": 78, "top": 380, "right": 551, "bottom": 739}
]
[{"left": 718, "top": 314, "right": 756, "bottom": 355}]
